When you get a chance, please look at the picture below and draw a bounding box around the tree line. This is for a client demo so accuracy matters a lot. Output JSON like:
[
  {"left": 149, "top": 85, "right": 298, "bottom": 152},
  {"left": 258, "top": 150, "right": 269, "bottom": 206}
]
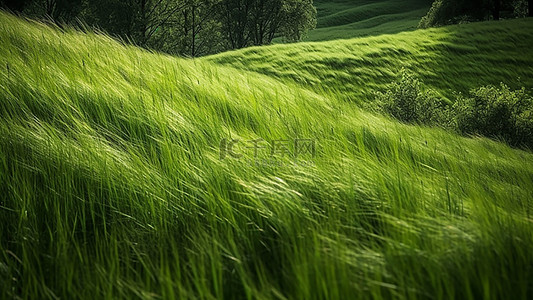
[
  {"left": 0, "top": 0, "right": 316, "bottom": 56},
  {"left": 420, "top": 0, "right": 532, "bottom": 28}
]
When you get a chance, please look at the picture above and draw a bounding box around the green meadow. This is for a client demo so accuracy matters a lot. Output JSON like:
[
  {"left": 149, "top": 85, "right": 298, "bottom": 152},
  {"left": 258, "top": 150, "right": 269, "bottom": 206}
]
[
  {"left": 209, "top": 17, "right": 533, "bottom": 104},
  {"left": 1, "top": 6, "right": 533, "bottom": 300},
  {"left": 307, "top": 0, "right": 432, "bottom": 41}
]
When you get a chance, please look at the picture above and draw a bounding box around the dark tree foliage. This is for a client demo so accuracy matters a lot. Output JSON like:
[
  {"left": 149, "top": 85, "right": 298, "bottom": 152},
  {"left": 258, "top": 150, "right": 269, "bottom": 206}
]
[
  {"left": 44, "top": 0, "right": 84, "bottom": 21},
  {"left": 1, "top": 0, "right": 31, "bottom": 12},
  {"left": 219, "top": 0, "right": 253, "bottom": 49},
  {"left": 419, "top": 0, "right": 524, "bottom": 28},
  {"left": 218, "top": 0, "right": 315, "bottom": 50},
  {"left": 22, "top": 0, "right": 84, "bottom": 23},
  {"left": 84, "top": 0, "right": 138, "bottom": 37},
  {"left": 4, "top": 0, "right": 316, "bottom": 56},
  {"left": 84, "top": 0, "right": 188, "bottom": 46}
]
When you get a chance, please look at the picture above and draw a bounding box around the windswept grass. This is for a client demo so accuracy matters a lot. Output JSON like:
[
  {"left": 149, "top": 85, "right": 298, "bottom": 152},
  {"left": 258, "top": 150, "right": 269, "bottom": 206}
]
[
  {"left": 1, "top": 12, "right": 533, "bottom": 299},
  {"left": 208, "top": 18, "right": 533, "bottom": 104}
]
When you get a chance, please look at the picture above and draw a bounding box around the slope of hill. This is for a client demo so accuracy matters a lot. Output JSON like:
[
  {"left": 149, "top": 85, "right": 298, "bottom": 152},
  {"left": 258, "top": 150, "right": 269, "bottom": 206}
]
[
  {"left": 208, "top": 18, "right": 533, "bottom": 103},
  {"left": 1, "top": 12, "right": 533, "bottom": 299},
  {"left": 307, "top": 0, "right": 432, "bottom": 41}
]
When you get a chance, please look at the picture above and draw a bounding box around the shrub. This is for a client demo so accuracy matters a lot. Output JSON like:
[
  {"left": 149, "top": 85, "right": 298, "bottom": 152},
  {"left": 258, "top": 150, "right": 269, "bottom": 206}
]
[
  {"left": 377, "top": 73, "right": 533, "bottom": 150},
  {"left": 376, "top": 71, "right": 450, "bottom": 126},
  {"left": 453, "top": 84, "right": 533, "bottom": 149}
]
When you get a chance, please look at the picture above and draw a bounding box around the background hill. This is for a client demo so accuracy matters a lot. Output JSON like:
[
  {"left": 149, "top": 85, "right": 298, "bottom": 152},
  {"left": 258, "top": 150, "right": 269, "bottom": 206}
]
[
  {"left": 209, "top": 18, "right": 533, "bottom": 103},
  {"left": 306, "top": 0, "right": 433, "bottom": 41},
  {"left": 1, "top": 11, "right": 533, "bottom": 299}
]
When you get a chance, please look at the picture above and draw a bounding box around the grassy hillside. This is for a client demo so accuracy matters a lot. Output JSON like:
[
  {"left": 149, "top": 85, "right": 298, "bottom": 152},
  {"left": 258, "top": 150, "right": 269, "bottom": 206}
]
[
  {"left": 209, "top": 18, "right": 533, "bottom": 104},
  {"left": 307, "top": 0, "right": 432, "bottom": 41},
  {"left": 1, "top": 11, "right": 533, "bottom": 299}
]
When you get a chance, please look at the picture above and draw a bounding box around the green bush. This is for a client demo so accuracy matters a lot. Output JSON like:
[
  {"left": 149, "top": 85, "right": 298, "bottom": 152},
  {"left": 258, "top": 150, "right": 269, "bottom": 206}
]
[
  {"left": 453, "top": 84, "right": 533, "bottom": 149},
  {"left": 377, "top": 73, "right": 533, "bottom": 150},
  {"left": 376, "top": 71, "right": 450, "bottom": 126}
]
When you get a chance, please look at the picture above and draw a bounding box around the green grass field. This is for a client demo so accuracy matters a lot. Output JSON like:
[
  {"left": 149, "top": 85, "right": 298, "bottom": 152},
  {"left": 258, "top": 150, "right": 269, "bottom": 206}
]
[
  {"left": 209, "top": 17, "right": 533, "bottom": 104},
  {"left": 306, "top": 0, "right": 432, "bottom": 41},
  {"left": 1, "top": 10, "right": 533, "bottom": 300}
]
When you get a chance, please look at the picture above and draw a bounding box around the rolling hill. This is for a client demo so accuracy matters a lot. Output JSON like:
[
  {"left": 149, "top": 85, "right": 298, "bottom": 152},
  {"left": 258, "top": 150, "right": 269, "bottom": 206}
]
[
  {"left": 208, "top": 18, "right": 533, "bottom": 103},
  {"left": 307, "top": 0, "right": 433, "bottom": 41},
  {"left": 1, "top": 11, "right": 533, "bottom": 300}
]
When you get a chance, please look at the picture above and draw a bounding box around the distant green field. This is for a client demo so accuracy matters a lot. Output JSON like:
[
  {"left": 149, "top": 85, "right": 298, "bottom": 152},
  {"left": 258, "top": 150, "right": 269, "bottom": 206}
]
[
  {"left": 209, "top": 18, "right": 533, "bottom": 103},
  {"left": 306, "top": 0, "right": 432, "bottom": 41},
  {"left": 1, "top": 11, "right": 533, "bottom": 300}
]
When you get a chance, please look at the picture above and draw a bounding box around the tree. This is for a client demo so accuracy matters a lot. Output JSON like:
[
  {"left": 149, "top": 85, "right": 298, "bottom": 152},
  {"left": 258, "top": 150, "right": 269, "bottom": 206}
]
[
  {"left": 421, "top": 0, "right": 489, "bottom": 28},
  {"left": 3, "top": 0, "right": 316, "bottom": 56},
  {"left": 84, "top": 0, "right": 188, "bottom": 47},
  {"left": 419, "top": 0, "right": 519, "bottom": 28},
  {"left": 218, "top": 0, "right": 253, "bottom": 49},
  {"left": 150, "top": 0, "right": 222, "bottom": 56},
  {"left": 19, "top": 0, "right": 84, "bottom": 22},
  {"left": 249, "top": 0, "right": 283, "bottom": 45},
  {"left": 279, "top": 0, "right": 316, "bottom": 42},
  {"left": 493, "top": 0, "right": 501, "bottom": 20},
  {"left": 180, "top": 0, "right": 221, "bottom": 56},
  {"left": 218, "top": 0, "right": 316, "bottom": 50},
  {"left": 83, "top": 0, "right": 138, "bottom": 37},
  {"left": 488, "top": 0, "right": 517, "bottom": 20}
]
